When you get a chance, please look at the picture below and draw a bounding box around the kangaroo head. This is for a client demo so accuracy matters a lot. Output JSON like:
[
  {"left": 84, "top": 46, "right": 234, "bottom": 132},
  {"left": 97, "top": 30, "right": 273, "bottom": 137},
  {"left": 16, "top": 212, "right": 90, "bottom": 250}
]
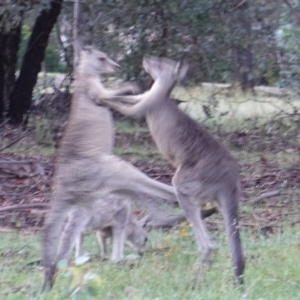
[
  {"left": 143, "top": 55, "right": 190, "bottom": 83},
  {"left": 79, "top": 46, "right": 121, "bottom": 75},
  {"left": 126, "top": 214, "right": 150, "bottom": 255}
]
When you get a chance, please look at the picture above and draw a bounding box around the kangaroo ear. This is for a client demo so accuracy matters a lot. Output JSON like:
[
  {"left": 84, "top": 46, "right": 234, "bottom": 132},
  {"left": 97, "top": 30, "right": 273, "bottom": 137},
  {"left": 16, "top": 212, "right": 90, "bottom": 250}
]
[
  {"left": 172, "top": 55, "right": 190, "bottom": 81},
  {"left": 77, "top": 33, "right": 95, "bottom": 54},
  {"left": 179, "top": 64, "right": 191, "bottom": 81},
  {"left": 138, "top": 214, "right": 151, "bottom": 228},
  {"left": 143, "top": 56, "right": 160, "bottom": 80},
  {"left": 173, "top": 61, "right": 190, "bottom": 82},
  {"left": 173, "top": 61, "right": 182, "bottom": 76}
]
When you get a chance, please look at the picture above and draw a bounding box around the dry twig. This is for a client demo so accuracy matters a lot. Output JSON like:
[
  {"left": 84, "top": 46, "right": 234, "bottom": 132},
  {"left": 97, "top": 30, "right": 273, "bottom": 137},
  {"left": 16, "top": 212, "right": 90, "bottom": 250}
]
[{"left": 254, "top": 190, "right": 280, "bottom": 203}]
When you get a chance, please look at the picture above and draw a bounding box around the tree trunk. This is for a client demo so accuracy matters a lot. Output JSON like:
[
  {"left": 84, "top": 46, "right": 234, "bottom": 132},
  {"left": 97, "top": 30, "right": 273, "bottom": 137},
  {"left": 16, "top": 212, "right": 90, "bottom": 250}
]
[
  {"left": 7, "top": 0, "right": 63, "bottom": 125},
  {"left": 73, "top": 0, "right": 80, "bottom": 69},
  {"left": 231, "top": 3, "right": 255, "bottom": 91},
  {"left": 234, "top": 43, "right": 255, "bottom": 90},
  {"left": 0, "top": 24, "right": 21, "bottom": 123},
  {"left": 0, "top": 34, "right": 6, "bottom": 122}
]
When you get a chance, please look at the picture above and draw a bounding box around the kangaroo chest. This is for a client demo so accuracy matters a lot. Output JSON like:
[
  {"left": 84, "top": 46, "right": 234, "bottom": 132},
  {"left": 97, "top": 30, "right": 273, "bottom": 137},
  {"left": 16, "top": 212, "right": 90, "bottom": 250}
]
[
  {"left": 60, "top": 103, "right": 114, "bottom": 158},
  {"left": 146, "top": 105, "right": 180, "bottom": 167}
]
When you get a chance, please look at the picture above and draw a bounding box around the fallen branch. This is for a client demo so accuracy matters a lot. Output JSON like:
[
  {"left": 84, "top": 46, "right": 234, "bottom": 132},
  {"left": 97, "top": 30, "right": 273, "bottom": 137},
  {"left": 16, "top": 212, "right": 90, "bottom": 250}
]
[
  {"left": 0, "top": 203, "right": 49, "bottom": 213},
  {"left": 205, "top": 219, "right": 262, "bottom": 227},
  {"left": 253, "top": 86, "right": 289, "bottom": 97},
  {"left": 254, "top": 190, "right": 280, "bottom": 203},
  {"left": 229, "top": 0, "right": 246, "bottom": 12},
  {"left": 0, "top": 132, "right": 28, "bottom": 152},
  {"left": 0, "top": 159, "right": 43, "bottom": 164}
]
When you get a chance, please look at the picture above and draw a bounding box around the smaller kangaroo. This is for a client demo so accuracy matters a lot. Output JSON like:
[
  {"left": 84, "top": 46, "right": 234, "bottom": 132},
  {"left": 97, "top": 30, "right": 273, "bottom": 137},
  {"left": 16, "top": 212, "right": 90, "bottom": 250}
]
[
  {"left": 56, "top": 195, "right": 149, "bottom": 262},
  {"left": 75, "top": 212, "right": 149, "bottom": 260},
  {"left": 102, "top": 56, "right": 245, "bottom": 284}
]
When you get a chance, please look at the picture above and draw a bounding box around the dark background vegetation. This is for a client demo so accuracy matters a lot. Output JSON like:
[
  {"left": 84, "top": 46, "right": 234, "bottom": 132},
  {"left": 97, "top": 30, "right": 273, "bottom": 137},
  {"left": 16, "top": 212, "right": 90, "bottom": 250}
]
[{"left": 1, "top": 0, "right": 300, "bottom": 125}]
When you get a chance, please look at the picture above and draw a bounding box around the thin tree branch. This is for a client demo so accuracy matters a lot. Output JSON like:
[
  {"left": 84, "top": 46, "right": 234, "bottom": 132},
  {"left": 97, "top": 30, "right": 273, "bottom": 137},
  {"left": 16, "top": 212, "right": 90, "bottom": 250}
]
[
  {"left": 0, "top": 132, "right": 27, "bottom": 151},
  {"left": 229, "top": 0, "right": 247, "bottom": 12},
  {"left": 73, "top": 0, "right": 80, "bottom": 69},
  {"left": 282, "top": 0, "right": 300, "bottom": 25},
  {"left": 56, "top": 22, "right": 72, "bottom": 70}
]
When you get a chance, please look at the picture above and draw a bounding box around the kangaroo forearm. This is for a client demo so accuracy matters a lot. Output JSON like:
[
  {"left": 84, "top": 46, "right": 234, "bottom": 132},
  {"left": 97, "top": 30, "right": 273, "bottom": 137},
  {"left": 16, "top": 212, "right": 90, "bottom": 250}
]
[
  {"left": 104, "top": 82, "right": 140, "bottom": 98},
  {"left": 105, "top": 88, "right": 129, "bottom": 97},
  {"left": 103, "top": 99, "right": 144, "bottom": 117},
  {"left": 105, "top": 94, "right": 142, "bottom": 104}
]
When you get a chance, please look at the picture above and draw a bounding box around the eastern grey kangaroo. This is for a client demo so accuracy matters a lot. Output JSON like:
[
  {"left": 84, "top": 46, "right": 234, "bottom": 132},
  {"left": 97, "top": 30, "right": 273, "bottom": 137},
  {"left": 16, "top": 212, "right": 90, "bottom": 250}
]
[
  {"left": 102, "top": 56, "right": 245, "bottom": 284},
  {"left": 57, "top": 195, "right": 149, "bottom": 262},
  {"left": 41, "top": 48, "right": 178, "bottom": 291}
]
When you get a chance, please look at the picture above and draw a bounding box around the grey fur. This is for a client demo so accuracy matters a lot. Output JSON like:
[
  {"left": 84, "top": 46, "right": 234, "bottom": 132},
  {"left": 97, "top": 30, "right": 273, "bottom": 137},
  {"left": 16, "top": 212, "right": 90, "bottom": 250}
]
[
  {"left": 102, "top": 55, "right": 245, "bottom": 284},
  {"left": 41, "top": 48, "right": 178, "bottom": 291},
  {"left": 57, "top": 196, "right": 148, "bottom": 262}
]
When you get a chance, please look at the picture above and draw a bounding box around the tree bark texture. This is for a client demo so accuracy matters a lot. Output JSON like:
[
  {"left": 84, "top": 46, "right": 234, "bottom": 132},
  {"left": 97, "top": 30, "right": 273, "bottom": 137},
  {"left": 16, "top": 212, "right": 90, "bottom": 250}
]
[
  {"left": 0, "top": 24, "right": 22, "bottom": 122},
  {"left": 0, "top": 34, "right": 5, "bottom": 122},
  {"left": 231, "top": 3, "right": 255, "bottom": 90},
  {"left": 8, "top": 0, "right": 63, "bottom": 125}
]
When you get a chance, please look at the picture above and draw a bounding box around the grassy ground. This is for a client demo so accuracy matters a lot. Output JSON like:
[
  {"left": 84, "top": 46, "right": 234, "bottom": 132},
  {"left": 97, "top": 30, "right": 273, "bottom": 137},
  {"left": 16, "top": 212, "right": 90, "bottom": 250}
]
[
  {"left": 0, "top": 225, "right": 299, "bottom": 300},
  {"left": 1, "top": 86, "right": 300, "bottom": 299}
]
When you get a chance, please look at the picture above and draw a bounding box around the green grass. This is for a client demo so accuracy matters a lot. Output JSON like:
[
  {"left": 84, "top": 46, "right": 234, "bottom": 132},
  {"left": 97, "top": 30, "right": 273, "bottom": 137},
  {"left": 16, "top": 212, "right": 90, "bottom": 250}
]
[
  {"left": 115, "top": 120, "right": 149, "bottom": 134},
  {"left": 0, "top": 225, "right": 299, "bottom": 299},
  {"left": 114, "top": 146, "right": 161, "bottom": 161},
  {"left": 2, "top": 144, "right": 56, "bottom": 157}
]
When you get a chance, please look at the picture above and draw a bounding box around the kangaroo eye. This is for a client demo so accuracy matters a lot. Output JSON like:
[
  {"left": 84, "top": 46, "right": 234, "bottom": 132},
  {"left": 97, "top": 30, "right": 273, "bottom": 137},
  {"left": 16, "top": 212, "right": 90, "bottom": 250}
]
[{"left": 99, "top": 57, "right": 105, "bottom": 62}]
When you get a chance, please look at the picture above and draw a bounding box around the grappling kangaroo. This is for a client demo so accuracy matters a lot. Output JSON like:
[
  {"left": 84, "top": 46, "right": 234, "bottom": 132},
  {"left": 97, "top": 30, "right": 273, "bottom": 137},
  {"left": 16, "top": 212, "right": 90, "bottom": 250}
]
[
  {"left": 42, "top": 47, "right": 178, "bottom": 291},
  {"left": 60, "top": 195, "right": 149, "bottom": 261},
  {"left": 103, "top": 56, "right": 245, "bottom": 284}
]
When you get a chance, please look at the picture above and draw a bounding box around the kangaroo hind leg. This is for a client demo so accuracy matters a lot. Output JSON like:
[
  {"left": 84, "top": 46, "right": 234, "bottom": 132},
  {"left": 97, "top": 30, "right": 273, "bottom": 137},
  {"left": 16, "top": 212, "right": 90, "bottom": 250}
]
[
  {"left": 106, "top": 156, "right": 177, "bottom": 204},
  {"left": 176, "top": 189, "right": 215, "bottom": 262},
  {"left": 56, "top": 206, "right": 91, "bottom": 262},
  {"left": 110, "top": 203, "right": 130, "bottom": 262},
  {"left": 42, "top": 199, "right": 73, "bottom": 291}
]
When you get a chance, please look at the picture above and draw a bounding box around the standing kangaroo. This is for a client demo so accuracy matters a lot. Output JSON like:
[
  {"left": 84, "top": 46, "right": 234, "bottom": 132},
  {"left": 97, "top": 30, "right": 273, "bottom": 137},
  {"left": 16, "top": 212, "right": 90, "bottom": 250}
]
[
  {"left": 41, "top": 48, "right": 179, "bottom": 291},
  {"left": 102, "top": 56, "right": 245, "bottom": 284},
  {"left": 58, "top": 195, "right": 149, "bottom": 262}
]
